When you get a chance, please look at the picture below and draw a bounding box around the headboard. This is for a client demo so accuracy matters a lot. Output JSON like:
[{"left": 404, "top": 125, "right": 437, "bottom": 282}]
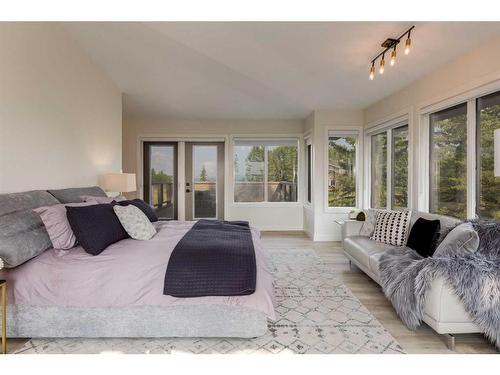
[{"left": 0, "top": 186, "right": 106, "bottom": 268}]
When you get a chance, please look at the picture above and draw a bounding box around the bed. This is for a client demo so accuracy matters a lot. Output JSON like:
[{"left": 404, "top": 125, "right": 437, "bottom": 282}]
[{"left": 0, "top": 188, "right": 274, "bottom": 338}]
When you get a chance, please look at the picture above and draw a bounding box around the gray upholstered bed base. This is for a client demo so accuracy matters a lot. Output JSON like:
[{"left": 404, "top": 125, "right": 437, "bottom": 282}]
[{"left": 5, "top": 304, "right": 268, "bottom": 338}]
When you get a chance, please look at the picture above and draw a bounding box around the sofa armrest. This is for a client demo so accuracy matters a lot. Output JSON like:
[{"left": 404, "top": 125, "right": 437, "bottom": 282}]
[{"left": 342, "top": 220, "right": 364, "bottom": 240}]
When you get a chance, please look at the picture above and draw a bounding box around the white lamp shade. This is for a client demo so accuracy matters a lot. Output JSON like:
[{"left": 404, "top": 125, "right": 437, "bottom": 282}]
[
  {"left": 495, "top": 129, "right": 500, "bottom": 177},
  {"left": 101, "top": 173, "right": 136, "bottom": 193}
]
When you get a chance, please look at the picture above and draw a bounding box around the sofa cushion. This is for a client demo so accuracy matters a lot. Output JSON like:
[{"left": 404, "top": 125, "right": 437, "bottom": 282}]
[
  {"left": 433, "top": 222, "right": 479, "bottom": 257},
  {"left": 48, "top": 186, "right": 106, "bottom": 203},
  {"left": 0, "top": 190, "right": 59, "bottom": 268},
  {"left": 407, "top": 218, "right": 441, "bottom": 257},
  {"left": 369, "top": 252, "right": 384, "bottom": 277},
  {"left": 343, "top": 236, "right": 388, "bottom": 268}
]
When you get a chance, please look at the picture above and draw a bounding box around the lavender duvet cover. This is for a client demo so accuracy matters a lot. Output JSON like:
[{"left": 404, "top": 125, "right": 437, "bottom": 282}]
[{"left": 1, "top": 221, "right": 275, "bottom": 320}]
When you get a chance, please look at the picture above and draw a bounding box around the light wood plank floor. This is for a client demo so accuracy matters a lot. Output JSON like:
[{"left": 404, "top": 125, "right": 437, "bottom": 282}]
[
  {"left": 5, "top": 232, "right": 497, "bottom": 354},
  {"left": 260, "top": 231, "right": 497, "bottom": 354}
]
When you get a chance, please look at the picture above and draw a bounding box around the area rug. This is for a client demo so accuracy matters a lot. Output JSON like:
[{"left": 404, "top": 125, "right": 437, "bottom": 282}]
[{"left": 14, "top": 248, "right": 404, "bottom": 354}]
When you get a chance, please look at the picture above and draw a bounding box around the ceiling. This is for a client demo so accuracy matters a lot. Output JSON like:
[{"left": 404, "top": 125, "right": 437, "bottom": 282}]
[{"left": 63, "top": 22, "right": 500, "bottom": 120}]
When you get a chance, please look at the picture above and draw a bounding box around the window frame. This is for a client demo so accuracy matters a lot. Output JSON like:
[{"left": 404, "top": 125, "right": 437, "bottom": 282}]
[
  {"left": 305, "top": 137, "right": 313, "bottom": 206},
  {"left": 231, "top": 137, "right": 301, "bottom": 206},
  {"left": 419, "top": 81, "right": 500, "bottom": 219},
  {"left": 325, "top": 129, "right": 361, "bottom": 213},
  {"left": 365, "top": 118, "right": 410, "bottom": 210},
  {"left": 428, "top": 103, "right": 468, "bottom": 219},
  {"left": 475, "top": 91, "right": 500, "bottom": 219}
]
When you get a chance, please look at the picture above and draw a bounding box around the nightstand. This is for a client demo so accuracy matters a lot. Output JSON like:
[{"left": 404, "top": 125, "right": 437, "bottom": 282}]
[{"left": 1, "top": 280, "right": 5, "bottom": 354}]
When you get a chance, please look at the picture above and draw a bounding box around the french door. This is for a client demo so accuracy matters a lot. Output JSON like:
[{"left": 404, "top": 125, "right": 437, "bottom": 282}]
[
  {"left": 143, "top": 142, "right": 178, "bottom": 220},
  {"left": 185, "top": 142, "right": 225, "bottom": 221},
  {"left": 143, "top": 141, "right": 225, "bottom": 221}
]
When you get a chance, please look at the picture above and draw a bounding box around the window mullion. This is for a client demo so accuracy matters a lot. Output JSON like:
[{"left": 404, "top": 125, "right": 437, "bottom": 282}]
[
  {"left": 466, "top": 99, "right": 476, "bottom": 219},
  {"left": 387, "top": 129, "right": 393, "bottom": 210},
  {"left": 264, "top": 146, "right": 269, "bottom": 202}
]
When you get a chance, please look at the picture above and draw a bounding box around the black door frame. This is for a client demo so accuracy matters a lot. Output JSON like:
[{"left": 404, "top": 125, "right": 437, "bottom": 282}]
[{"left": 143, "top": 142, "right": 178, "bottom": 220}]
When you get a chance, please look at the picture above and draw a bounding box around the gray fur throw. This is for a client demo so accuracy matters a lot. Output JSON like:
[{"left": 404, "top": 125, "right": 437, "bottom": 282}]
[{"left": 379, "top": 220, "right": 500, "bottom": 349}]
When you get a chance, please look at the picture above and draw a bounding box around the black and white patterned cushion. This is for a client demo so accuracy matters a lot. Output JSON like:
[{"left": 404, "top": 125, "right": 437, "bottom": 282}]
[{"left": 370, "top": 210, "right": 411, "bottom": 246}]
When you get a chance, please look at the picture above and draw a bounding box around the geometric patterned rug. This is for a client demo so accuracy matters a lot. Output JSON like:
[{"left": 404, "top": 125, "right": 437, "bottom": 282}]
[{"left": 14, "top": 248, "right": 405, "bottom": 354}]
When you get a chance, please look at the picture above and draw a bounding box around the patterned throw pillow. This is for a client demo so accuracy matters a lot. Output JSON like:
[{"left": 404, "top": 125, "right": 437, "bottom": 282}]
[
  {"left": 370, "top": 210, "right": 411, "bottom": 247},
  {"left": 113, "top": 205, "right": 156, "bottom": 241}
]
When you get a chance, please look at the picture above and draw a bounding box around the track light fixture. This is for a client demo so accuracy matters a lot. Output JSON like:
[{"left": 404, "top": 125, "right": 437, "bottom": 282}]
[{"left": 368, "top": 26, "right": 414, "bottom": 80}]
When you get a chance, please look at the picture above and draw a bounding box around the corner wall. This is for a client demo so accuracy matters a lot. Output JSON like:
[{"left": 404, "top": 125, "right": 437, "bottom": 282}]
[
  {"left": 0, "top": 23, "right": 122, "bottom": 193},
  {"left": 305, "top": 110, "right": 365, "bottom": 241}
]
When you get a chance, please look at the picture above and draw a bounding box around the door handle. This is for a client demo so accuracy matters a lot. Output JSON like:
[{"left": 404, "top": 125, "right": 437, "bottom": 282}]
[{"left": 186, "top": 189, "right": 191, "bottom": 193}]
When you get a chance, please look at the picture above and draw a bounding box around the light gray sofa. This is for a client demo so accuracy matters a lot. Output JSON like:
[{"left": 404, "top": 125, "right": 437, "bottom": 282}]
[{"left": 341, "top": 211, "right": 481, "bottom": 350}]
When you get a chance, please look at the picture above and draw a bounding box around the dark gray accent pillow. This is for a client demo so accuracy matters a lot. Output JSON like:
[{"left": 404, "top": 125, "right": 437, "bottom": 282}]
[
  {"left": 113, "top": 199, "right": 158, "bottom": 222},
  {"left": 66, "top": 204, "right": 129, "bottom": 255},
  {"left": 48, "top": 186, "right": 106, "bottom": 204},
  {"left": 0, "top": 190, "right": 59, "bottom": 268}
]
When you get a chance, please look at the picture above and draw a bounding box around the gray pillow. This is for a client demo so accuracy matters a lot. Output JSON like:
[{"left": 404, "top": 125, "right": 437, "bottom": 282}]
[
  {"left": 48, "top": 186, "right": 106, "bottom": 203},
  {"left": 80, "top": 195, "right": 125, "bottom": 204},
  {"left": 360, "top": 209, "right": 383, "bottom": 236},
  {"left": 0, "top": 190, "right": 59, "bottom": 268},
  {"left": 433, "top": 222, "right": 479, "bottom": 257}
]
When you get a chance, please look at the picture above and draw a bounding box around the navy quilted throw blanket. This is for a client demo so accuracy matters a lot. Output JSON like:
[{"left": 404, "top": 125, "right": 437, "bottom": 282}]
[{"left": 164, "top": 219, "right": 256, "bottom": 297}]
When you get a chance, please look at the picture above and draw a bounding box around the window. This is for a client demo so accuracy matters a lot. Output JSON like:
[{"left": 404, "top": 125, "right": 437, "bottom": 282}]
[
  {"left": 234, "top": 140, "right": 298, "bottom": 203},
  {"left": 371, "top": 133, "right": 387, "bottom": 208},
  {"left": 328, "top": 135, "right": 357, "bottom": 207},
  {"left": 392, "top": 125, "right": 409, "bottom": 209},
  {"left": 306, "top": 144, "right": 312, "bottom": 204},
  {"left": 429, "top": 103, "right": 467, "bottom": 219},
  {"left": 369, "top": 124, "right": 408, "bottom": 210},
  {"left": 476, "top": 92, "right": 500, "bottom": 219}
]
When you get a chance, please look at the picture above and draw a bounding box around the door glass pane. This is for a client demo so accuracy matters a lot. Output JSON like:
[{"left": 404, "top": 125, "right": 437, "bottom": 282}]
[
  {"left": 477, "top": 92, "right": 500, "bottom": 219},
  {"left": 307, "top": 144, "right": 312, "bottom": 203},
  {"left": 328, "top": 136, "right": 356, "bottom": 207},
  {"left": 193, "top": 145, "right": 217, "bottom": 218},
  {"left": 430, "top": 103, "right": 467, "bottom": 219},
  {"left": 234, "top": 144, "right": 265, "bottom": 202},
  {"left": 371, "top": 132, "right": 387, "bottom": 208},
  {"left": 149, "top": 145, "right": 175, "bottom": 219},
  {"left": 267, "top": 145, "right": 298, "bottom": 202},
  {"left": 392, "top": 125, "right": 409, "bottom": 209}
]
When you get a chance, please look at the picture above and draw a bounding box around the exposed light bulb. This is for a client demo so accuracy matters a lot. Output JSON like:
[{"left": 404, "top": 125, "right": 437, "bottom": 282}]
[
  {"left": 379, "top": 56, "right": 385, "bottom": 74},
  {"left": 369, "top": 64, "right": 375, "bottom": 80},
  {"left": 390, "top": 48, "right": 397, "bottom": 66},
  {"left": 405, "top": 36, "right": 411, "bottom": 55}
]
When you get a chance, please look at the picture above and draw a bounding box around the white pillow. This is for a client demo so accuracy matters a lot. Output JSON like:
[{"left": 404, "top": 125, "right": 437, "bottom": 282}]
[
  {"left": 370, "top": 210, "right": 411, "bottom": 247},
  {"left": 113, "top": 204, "right": 156, "bottom": 240}
]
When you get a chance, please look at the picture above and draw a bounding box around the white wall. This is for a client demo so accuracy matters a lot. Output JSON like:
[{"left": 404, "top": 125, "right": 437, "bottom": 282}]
[
  {"left": 0, "top": 23, "right": 122, "bottom": 193},
  {"left": 364, "top": 35, "right": 500, "bottom": 212},
  {"left": 306, "top": 110, "right": 365, "bottom": 241},
  {"left": 123, "top": 118, "right": 305, "bottom": 231}
]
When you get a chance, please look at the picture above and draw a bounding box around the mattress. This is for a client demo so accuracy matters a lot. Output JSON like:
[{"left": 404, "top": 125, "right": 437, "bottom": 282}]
[{"left": 0, "top": 221, "right": 274, "bottom": 338}]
